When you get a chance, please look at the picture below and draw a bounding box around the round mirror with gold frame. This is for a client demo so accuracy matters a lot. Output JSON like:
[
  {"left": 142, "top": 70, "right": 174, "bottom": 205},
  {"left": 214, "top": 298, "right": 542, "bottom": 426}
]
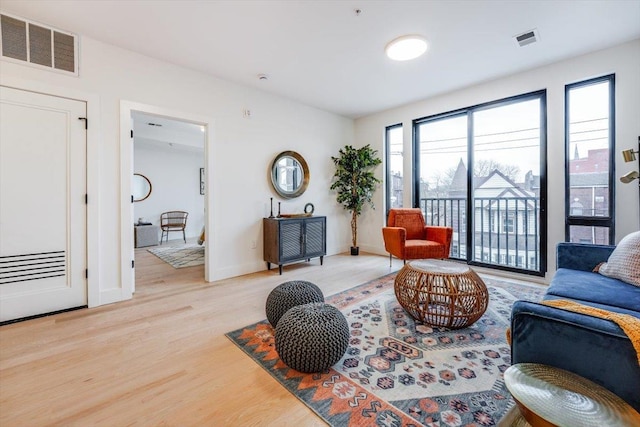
[
  {"left": 270, "top": 151, "right": 309, "bottom": 199},
  {"left": 133, "top": 173, "right": 152, "bottom": 202}
]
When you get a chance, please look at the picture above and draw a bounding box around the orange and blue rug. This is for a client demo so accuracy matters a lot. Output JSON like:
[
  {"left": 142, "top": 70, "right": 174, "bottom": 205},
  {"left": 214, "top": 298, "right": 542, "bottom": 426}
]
[{"left": 226, "top": 273, "right": 544, "bottom": 426}]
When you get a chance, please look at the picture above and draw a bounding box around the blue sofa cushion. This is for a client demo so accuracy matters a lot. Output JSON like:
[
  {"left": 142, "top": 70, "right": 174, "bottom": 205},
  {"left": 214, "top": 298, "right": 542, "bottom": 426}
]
[{"left": 547, "top": 268, "right": 640, "bottom": 314}]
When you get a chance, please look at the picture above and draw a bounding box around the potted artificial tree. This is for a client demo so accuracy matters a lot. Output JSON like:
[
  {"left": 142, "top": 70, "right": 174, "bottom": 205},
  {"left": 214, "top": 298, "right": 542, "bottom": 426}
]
[{"left": 330, "top": 144, "right": 382, "bottom": 255}]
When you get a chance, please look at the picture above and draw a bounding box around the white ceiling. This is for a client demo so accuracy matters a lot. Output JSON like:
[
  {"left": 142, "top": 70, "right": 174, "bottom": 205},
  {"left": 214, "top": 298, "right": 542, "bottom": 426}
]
[
  {"left": 2, "top": 0, "right": 639, "bottom": 118},
  {"left": 132, "top": 111, "right": 204, "bottom": 151}
]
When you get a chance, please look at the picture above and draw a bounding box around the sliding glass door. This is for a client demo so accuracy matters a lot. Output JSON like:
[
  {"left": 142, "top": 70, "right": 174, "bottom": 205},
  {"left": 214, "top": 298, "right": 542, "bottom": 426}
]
[
  {"left": 414, "top": 91, "right": 546, "bottom": 275},
  {"left": 415, "top": 114, "right": 468, "bottom": 259},
  {"left": 472, "top": 98, "right": 543, "bottom": 271}
]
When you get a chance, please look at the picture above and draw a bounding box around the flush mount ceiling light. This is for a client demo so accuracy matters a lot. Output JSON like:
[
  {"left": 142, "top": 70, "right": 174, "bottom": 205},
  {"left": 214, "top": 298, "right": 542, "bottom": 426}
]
[{"left": 385, "top": 35, "right": 428, "bottom": 61}]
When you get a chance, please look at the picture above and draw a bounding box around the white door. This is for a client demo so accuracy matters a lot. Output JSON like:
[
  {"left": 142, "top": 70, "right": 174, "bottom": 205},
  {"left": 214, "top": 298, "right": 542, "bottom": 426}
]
[{"left": 0, "top": 86, "right": 87, "bottom": 322}]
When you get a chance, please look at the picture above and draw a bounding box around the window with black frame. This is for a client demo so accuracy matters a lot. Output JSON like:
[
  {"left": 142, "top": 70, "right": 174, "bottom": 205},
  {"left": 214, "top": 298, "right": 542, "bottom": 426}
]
[
  {"left": 414, "top": 90, "right": 547, "bottom": 275},
  {"left": 565, "top": 75, "right": 615, "bottom": 244},
  {"left": 385, "top": 124, "right": 404, "bottom": 218}
]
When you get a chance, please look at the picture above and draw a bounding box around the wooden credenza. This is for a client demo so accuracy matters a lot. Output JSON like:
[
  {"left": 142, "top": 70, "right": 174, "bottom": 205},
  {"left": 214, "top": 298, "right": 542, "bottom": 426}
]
[{"left": 263, "top": 216, "right": 326, "bottom": 275}]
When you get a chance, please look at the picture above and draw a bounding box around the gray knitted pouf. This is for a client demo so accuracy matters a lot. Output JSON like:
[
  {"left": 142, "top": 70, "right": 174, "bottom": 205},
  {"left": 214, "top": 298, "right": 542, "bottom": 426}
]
[
  {"left": 265, "top": 280, "right": 324, "bottom": 327},
  {"left": 275, "top": 302, "right": 349, "bottom": 373}
]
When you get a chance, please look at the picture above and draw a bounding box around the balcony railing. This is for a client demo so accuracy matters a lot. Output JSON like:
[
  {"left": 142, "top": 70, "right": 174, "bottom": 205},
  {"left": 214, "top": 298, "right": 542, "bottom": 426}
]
[{"left": 420, "top": 196, "right": 541, "bottom": 272}]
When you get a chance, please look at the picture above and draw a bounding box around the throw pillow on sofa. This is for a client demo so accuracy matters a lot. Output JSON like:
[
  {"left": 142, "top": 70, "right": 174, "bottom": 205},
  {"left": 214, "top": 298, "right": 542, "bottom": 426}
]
[{"left": 598, "top": 231, "right": 640, "bottom": 286}]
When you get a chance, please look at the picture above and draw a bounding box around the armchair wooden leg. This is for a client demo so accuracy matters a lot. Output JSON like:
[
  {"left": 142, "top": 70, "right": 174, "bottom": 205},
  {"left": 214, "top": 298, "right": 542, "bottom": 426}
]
[{"left": 389, "top": 253, "right": 392, "bottom": 267}]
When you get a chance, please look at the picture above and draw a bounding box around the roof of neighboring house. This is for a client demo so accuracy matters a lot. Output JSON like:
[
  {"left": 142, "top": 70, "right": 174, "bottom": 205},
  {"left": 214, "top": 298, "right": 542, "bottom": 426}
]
[{"left": 474, "top": 170, "right": 537, "bottom": 210}]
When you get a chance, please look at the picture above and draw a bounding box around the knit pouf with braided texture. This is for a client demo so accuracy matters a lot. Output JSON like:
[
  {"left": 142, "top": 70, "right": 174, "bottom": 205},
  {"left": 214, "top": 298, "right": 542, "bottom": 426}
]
[
  {"left": 275, "top": 302, "right": 349, "bottom": 373},
  {"left": 265, "top": 280, "right": 324, "bottom": 327}
]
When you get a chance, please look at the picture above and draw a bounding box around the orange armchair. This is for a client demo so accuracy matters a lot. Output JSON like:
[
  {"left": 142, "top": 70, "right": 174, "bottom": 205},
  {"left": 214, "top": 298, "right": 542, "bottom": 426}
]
[{"left": 382, "top": 208, "right": 453, "bottom": 266}]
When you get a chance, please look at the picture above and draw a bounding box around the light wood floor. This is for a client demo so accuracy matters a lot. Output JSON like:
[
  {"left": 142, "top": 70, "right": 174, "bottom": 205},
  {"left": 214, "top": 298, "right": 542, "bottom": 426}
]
[{"left": 0, "top": 249, "right": 408, "bottom": 426}]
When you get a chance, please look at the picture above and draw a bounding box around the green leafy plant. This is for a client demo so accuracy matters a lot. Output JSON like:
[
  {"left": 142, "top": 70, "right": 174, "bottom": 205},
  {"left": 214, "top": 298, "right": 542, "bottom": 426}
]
[{"left": 330, "top": 144, "right": 382, "bottom": 251}]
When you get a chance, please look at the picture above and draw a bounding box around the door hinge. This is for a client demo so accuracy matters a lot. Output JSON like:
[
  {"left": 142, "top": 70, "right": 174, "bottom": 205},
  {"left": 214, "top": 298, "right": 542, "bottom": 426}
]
[
  {"left": 85, "top": 194, "right": 88, "bottom": 204},
  {"left": 78, "top": 117, "right": 88, "bottom": 129},
  {"left": 132, "top": 260, "right": 135, "bottom": 269},
  {"left": 130, "top": 130, "right": 133, "bottom": 138},
  {"left": 85, "top": 269, "right": 88, "bottom": 279}
]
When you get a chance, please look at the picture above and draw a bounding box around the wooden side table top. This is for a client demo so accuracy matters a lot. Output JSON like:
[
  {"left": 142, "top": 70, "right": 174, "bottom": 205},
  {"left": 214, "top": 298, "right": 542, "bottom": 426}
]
[{"left": 504, "top": 363, "right": 640, "bottom": 427}]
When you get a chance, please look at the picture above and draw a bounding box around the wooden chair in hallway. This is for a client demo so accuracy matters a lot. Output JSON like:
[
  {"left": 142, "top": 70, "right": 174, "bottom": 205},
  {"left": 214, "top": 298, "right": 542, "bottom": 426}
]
[{"left": 160, "top": 211, "right": 188, "bottom": 244}]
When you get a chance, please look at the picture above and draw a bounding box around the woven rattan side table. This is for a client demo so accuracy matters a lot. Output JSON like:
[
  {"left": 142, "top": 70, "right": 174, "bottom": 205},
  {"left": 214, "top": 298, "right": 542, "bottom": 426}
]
[{"left": 394, "top": 259, "right": 488, "bottom": 329}]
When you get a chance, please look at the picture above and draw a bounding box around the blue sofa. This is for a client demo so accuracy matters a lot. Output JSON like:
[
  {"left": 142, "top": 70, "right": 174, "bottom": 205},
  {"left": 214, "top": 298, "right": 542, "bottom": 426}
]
[{"left": 510, "top": 242, "right": 640, "bottom": 411}]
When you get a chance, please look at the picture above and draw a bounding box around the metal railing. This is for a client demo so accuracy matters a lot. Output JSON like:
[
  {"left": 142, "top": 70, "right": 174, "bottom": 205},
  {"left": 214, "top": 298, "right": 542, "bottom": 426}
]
[{"left": 420, "top": 196, "right": 541, "bottom": 272}]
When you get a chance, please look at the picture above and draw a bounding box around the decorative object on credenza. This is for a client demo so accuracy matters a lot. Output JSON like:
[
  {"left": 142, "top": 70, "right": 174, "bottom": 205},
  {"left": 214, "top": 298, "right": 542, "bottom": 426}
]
[
  {"left": 199, "top": 167, "right": 205, "bottom": 195},
  {"left": 330, "top": 144, "right": 381, "bottom": 256},
  {"left": 269, "top": 197, "right": 274, "bottom": 218},
  {"left": 275, "top": 202, "right": 314, "bottom": 218},
  {"left": 304, "top": 202, "right": 314, "bottom": 215},
  {"left": 270, "top": 151, "right": 309, "bottom": 199}
]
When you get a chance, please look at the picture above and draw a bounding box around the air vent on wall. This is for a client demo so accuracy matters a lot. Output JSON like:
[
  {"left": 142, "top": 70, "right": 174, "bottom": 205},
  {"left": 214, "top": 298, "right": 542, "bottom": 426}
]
[
  {"left": 514, "top": 28, "right": 540, "bottom": 48},
  {"left": 0, "top": 13, "right": 78, "bottom": 75}
]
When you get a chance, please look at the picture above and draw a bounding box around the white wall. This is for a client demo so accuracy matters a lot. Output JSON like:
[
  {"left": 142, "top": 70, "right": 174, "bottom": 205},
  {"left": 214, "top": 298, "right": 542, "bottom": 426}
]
[
  {"left": 355, "top": 39, "right": 640, "bottom": 281},
  {"left": 134, "top": 142, "right": 204, "bottom": 241},
  {"left": 2, "top": 12, "right": 637, "bottom": 305},
  {"left": 0, "top": 32, "right": 354, "bottom": 306}
]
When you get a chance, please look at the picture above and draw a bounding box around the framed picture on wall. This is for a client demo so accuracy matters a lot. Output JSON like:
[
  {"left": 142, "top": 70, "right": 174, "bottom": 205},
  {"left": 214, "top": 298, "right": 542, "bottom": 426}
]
[{"left": 200, "top": 168, "right": 205, "bottom": 195}]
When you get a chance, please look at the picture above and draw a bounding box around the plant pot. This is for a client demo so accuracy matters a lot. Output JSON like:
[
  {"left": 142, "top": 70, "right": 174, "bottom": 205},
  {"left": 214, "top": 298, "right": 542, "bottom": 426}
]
[{"left": 350, "top": 247, "right": 359, "bottom": 256}]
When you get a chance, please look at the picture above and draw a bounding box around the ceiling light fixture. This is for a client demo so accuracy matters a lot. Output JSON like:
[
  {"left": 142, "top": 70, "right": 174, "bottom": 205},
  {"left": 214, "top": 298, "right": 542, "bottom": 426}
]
[{"left": 385, "top": 35, "right": 428, "bottom": 61}]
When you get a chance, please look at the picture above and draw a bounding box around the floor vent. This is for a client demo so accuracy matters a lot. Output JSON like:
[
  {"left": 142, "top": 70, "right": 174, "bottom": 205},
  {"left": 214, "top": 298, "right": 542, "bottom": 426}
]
[
  {"left": 0, "top": 13, "right": 78, "bottom": 75},
  {"left": 514, "top": 29, "right": 539, "bottom": 48}
]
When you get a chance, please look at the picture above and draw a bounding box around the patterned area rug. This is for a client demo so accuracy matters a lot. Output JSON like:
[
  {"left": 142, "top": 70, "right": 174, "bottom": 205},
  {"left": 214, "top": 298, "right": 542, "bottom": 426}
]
[
  {"left": 226, "top": 272, "right": 545, "bottom": 426},
  {"left": 147, "top": 243, "right": 204, "bottom": 268}
]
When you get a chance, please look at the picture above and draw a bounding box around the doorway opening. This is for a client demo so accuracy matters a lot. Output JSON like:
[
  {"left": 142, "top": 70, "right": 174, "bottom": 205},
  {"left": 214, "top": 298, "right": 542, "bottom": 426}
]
[
  {"left": 132, "top": 112, "right": 205, "bottom": 290},
  {"left": 120, "top": 101, "right": 213, "bottom": 296}
]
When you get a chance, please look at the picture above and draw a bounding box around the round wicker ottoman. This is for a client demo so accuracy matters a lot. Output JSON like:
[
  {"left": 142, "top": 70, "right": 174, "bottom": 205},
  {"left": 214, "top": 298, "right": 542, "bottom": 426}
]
[
  {"left": 275, "top": 302, "right": 349, "bottom": 373},
  {"left": 265, "top": 280, "right": 324, "bottom": 327},
  {"left": 394, "top": 259, "right": 488, "bottom": 329}
]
